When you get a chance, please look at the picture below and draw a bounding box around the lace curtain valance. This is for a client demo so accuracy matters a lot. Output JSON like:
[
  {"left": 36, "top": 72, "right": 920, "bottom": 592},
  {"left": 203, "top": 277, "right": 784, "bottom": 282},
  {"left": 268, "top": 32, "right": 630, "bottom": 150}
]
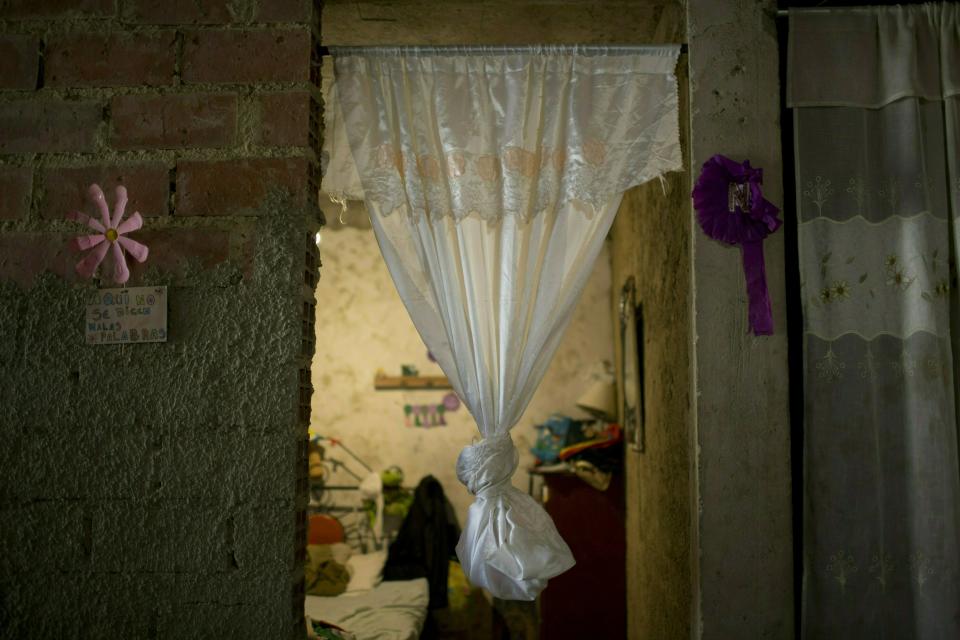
[
  {"left": 788, "top": 3, "right": 960, "bottom": 108},
  {"left": 789, "top": 3, "right": 960, "bottom": 343},
  {"left": 322, "top": 46, "right": 680, "bottom": 223},
  {"left": 322, "top": 45, "right": 681, "bottom": 600}
]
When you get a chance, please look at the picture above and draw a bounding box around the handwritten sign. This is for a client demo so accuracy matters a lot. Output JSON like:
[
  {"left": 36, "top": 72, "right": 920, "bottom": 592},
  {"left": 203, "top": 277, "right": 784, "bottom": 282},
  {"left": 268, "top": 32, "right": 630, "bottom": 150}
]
[{"left": 85, "top": 286, "right": 167, "bottom": 345}]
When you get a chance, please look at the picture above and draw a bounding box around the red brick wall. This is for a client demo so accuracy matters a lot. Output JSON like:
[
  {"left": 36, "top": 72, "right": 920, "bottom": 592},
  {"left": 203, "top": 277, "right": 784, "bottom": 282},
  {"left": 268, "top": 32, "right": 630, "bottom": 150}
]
[{"left": 0, "top": 0, "right": 321, "bottom": 287}]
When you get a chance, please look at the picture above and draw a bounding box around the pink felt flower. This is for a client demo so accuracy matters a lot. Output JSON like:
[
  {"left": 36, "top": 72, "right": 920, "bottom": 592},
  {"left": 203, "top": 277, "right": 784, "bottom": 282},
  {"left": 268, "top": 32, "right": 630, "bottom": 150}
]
[{"left": 66, "top": 184, "right": 149, "bottom": 284}]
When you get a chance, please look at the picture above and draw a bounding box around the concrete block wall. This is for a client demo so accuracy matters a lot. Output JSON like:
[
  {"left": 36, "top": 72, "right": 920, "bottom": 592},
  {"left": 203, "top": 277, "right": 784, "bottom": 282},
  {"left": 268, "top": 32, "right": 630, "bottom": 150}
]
[{"left": 0, "top": 1, "right": 322, "bottom": 637}]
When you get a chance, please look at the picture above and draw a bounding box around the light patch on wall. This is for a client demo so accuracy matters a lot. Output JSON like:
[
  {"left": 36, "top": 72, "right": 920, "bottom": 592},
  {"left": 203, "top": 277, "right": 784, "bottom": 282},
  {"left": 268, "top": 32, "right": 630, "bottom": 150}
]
[{"left": 311, "top": 227, "right": 614, "bottom": 524}]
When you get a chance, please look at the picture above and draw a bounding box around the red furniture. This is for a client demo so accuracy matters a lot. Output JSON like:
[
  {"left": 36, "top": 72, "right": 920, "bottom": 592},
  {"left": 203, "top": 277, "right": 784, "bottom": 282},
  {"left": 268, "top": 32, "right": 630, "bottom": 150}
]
[{"left": 538, "top": 472, "right": 626, "bottom": 640}]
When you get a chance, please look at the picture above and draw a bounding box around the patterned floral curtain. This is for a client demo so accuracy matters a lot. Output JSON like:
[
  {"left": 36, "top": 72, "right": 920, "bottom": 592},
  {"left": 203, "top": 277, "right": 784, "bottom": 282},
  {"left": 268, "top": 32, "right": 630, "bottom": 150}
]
[{"left": 788, "top": 4, "right": 960, "bottom": 637}]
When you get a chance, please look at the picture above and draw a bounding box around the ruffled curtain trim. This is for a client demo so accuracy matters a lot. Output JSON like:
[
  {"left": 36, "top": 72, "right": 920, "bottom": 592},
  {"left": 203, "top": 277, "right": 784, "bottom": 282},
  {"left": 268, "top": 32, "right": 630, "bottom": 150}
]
[
  {"left": 321, "top": 48, "right": 681, "bottom": 224},
  {"left": 788, "top": 3, "right": 960, "bottom": 108}
]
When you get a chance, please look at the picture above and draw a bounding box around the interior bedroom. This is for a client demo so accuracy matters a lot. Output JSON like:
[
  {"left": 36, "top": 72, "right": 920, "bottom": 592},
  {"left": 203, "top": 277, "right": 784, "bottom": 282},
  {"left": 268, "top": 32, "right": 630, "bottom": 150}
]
[
  {"left": 303, "top": 189, "right": 618, "bottom": 638},
  {"left": 2, "top": 1, "right": 959, "bottom": 640}
]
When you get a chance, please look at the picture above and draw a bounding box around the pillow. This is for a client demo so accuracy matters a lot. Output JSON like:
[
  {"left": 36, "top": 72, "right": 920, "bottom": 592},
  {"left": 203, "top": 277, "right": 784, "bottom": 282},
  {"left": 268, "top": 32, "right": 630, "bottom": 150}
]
[
  {"left": 305, "top": 545, "right": 351, "bottom": 597},
  {"left": 328, "top": 542, "right": 352, "bottom": 566},
  {"left": 345, "top": 550, "right": 388, "bottom": 592}
]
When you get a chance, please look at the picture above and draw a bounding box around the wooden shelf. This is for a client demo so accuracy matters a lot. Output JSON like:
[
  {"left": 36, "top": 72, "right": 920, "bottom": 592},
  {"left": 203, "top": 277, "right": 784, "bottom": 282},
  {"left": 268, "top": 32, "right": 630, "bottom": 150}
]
[{"left": 374, "top": 374, "right": 452, "bottom": 390}]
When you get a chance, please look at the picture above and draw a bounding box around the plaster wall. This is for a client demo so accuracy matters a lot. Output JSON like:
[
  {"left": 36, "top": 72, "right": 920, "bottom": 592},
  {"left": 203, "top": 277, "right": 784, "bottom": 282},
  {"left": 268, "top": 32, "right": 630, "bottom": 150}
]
[
  {"left": 310, "top": 227, "right": 614, "bottom": 526},
  {"left": 609, "top": 56, "right": 693, "bottom": 640},
  {"left": 686, "top": 0, "right": 794, "bottom": 637}
]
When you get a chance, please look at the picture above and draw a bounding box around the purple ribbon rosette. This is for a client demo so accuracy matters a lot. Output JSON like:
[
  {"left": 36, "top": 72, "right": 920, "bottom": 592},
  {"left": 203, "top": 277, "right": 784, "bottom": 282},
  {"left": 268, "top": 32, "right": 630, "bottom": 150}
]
[{"left": 692, "top": 155, "right": 782, "bottom": 336}]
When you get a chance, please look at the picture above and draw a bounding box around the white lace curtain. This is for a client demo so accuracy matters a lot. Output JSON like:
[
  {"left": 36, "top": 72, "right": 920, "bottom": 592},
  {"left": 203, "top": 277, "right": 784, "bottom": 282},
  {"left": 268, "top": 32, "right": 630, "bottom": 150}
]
[
  {"left": 322, "top": 45, "right": 680, "bottom": 599},
  {"left": 789, "top": 4, "right": 960, "bottom": 636}
]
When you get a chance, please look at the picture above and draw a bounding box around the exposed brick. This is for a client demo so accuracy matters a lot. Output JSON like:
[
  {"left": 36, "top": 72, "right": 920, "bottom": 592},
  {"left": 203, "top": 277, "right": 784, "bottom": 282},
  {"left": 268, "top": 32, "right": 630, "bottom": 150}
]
[
  {"left": 259, "top": 91, "right": 309, "bottom": 147},
  {"left": 257, "top": 0, "right": 311, "bottom": 23},
  {"left": 110, "top": 93, "right": 236, "bottom": 150},
  {"left": 122, "top": 0, "right": 233, "bottom": 24},
  {"left": 0, "top": 100, "right": 102, "bottom": 154},
  {"left": 183, "top": 29, "right": 310, "bottom": 84},
  {"left": 0, "top": 0, "right": 114, "bottom": 19},
  {"left": 0, "top": 35, "right": 38, "bottom": 90},
  {"left": 40, "top": 164, "right": 169, "bottom": 220},
  {"left": 175, "top": 157, "right": 308, "bottom": 215},
  {"left": 45, "top": 32, "right": 176, "bottom": 88},
  {"left": 0, "top": 225, "right": 163, "bottom": 284},
  {"left": 126, "top": 227, "right": 233, "bottom": 282},
  {"left": 0, "top": 167, "right": 33, "bottom": 220},
  {"left": 0, "top": 233, "right": 77, "bottom": 287}
]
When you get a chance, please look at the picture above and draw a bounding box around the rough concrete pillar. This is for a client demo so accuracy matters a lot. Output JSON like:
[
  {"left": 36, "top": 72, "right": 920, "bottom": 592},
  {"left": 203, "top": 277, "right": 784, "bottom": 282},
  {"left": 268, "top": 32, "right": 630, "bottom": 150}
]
[{"left": 686, "top": 0, "right": 794, "bottom": 637}]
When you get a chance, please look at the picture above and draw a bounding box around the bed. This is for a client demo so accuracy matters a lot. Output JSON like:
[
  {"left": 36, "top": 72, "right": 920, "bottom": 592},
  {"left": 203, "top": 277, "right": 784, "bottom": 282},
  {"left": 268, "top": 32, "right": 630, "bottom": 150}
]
[
  {"left": 304, "top": 513, "right": 430, "bottom": 640},
  {"left": 304, "top": 468, "right": 467, "bottom": 639},
  {"left": 305, "top": 578, "right": 429, "bottom": 640}
]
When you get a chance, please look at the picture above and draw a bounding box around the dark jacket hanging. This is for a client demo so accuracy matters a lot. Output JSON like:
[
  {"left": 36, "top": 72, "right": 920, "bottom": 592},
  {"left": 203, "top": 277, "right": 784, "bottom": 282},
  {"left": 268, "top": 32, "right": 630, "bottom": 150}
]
[{"left": 383, "top": 474, "right": 460, "bottom": 610}]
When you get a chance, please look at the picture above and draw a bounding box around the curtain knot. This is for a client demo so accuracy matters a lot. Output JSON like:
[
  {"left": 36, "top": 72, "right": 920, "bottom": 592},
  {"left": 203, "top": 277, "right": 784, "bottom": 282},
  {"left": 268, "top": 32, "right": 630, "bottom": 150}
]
[{"left": 456, "top": 433, "right": 518, "bottom": 497}]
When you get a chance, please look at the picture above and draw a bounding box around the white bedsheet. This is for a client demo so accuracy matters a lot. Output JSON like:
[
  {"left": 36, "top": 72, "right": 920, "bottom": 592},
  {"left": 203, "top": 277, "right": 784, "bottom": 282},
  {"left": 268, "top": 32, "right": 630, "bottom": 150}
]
[{"left": 305, "top": 578, "right": 429, "bottom": 640}]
